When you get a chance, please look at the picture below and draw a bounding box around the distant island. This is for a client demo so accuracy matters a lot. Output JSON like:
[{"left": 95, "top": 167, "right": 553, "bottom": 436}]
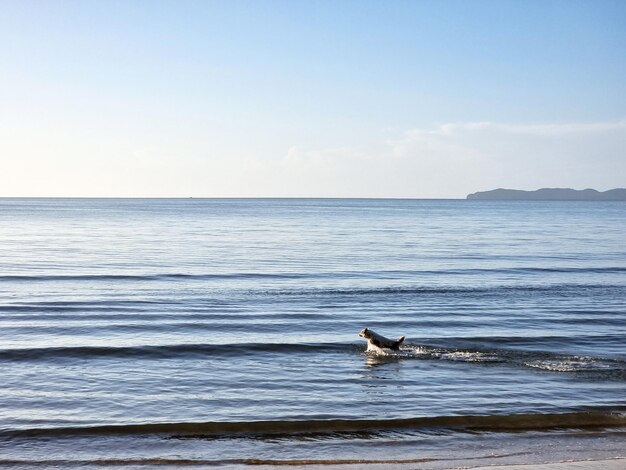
[{"left": 466, "top": 188, "right": 626, "bottom": 201}]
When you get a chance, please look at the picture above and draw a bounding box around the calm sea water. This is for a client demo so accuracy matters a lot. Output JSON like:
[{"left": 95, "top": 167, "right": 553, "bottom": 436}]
[{"left": 0, "top": 198, "right": 624, "bottom": 467}]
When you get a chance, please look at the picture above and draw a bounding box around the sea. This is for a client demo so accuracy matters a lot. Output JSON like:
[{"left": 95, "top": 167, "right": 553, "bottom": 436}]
[{"left": 0, "top": 198, "right": 624, "bottom": 468}]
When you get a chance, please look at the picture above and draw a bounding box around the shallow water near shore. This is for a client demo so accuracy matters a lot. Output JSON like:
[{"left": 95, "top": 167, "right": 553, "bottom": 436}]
[{"left": 0, "top": 198, "right": 624, "bottom": 465}]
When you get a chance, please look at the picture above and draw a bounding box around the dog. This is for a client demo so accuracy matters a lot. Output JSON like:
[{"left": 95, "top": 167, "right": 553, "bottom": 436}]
[{"left": 358, "top": 328, "right": 405, "bottom": 353}]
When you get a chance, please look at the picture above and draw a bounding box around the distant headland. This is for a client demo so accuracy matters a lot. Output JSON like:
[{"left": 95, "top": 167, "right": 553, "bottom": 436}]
[{"left": 466, "top": 188, "right": 626, "bottom": 201}]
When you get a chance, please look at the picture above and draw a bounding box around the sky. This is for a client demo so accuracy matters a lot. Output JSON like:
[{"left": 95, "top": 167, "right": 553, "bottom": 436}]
[{"left": 1, "top": 0, "right": 625, "bottom": 198}]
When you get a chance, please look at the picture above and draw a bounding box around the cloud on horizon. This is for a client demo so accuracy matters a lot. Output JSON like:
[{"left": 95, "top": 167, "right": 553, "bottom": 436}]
[
  {"left": 1, "top": 119, "right": 624, "bottom": 198},
  {"left": 264, "top": 119, "right": 626, "bottom": 198}
]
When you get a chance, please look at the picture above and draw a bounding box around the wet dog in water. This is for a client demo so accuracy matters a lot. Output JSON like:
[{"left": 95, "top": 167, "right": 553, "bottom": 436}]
[{"left": 358, "top": 328, "right": 405, "bottom": 353}]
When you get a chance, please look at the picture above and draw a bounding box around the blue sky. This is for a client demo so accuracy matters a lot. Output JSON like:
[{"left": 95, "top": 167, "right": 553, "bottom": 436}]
[{"left": 1, "top": 0, "right": 625, "bottom": 197}]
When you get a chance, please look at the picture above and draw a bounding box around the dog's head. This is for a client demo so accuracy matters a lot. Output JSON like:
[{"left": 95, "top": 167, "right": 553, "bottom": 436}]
[{"left": 358, "top": 328, "right": 371, "bottom": 338}]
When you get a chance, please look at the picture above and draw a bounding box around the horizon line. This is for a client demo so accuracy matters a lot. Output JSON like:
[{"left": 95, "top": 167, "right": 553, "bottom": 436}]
[{"left": 0, "top": 196, "right": 465, "bottom": 200}]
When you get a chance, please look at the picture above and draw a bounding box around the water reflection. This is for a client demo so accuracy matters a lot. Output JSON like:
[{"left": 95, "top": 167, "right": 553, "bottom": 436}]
[
  {"left": 364, "top": 352, "right": 403, "bottom": 369},
  {"left": 359, "top": 351, "right": 403, "bottom": 394}
]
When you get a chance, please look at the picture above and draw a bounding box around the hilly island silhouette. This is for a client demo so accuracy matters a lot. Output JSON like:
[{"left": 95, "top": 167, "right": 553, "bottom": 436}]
[{"left": 466, "top": 188, "right": 626, "bottom": 201}]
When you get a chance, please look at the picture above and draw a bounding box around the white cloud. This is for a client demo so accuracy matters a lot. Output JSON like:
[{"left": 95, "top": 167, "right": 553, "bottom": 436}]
[
  {"left": 431, "top": 120, "right": 626, "bottom": 137},
  {"left": 1, "top": 119, "right": 624, "bottom": 197},
  {"left": 265, "top": 119, "right": 626, "bottom": 197}
]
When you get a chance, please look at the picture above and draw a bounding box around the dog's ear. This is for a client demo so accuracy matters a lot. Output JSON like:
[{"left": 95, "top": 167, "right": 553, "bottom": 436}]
[{"left": 363, "top": 328, "right": 368, "bottom": 334}]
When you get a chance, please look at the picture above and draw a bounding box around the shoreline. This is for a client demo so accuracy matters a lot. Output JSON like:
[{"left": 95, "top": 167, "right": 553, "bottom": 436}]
[
  {"left": 245, "top": 458, "right": 626, "bottom": 469},
  {"left": 1, "top": 458, "right": 624, "bottom": 469},
  {"left": 2, "top": 425, "right": 624, "bottom": 469}
]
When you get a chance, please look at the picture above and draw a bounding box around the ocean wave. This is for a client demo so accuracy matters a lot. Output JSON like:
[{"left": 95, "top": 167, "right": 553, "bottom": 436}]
[
  {"left": 0, "top": 272, "right": 312, "bottom": 282},
  {"left": 1, "top": 340, "right": 624, "bottom": 379},
  {"left": 1, "top": 266, "right": 624, "bottom": 283},
  {"left": 0, "top": 342, "right": 355, "bottom": 362},
  {"left": 258, "top": 283, "right": 626, "bottom": 298},
  {"left": 3, "top": 410, "right": 625, "bottom": 438}
]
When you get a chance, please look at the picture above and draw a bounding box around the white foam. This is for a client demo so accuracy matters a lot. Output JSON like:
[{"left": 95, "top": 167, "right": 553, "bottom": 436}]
[{"left": 524, "top": 357, "right": 612, "bottom": 372}]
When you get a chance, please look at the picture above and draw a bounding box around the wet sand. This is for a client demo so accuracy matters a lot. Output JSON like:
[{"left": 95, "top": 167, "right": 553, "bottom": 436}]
[{"left": 243, "top": 458, "right": 625, "bottom": 470}]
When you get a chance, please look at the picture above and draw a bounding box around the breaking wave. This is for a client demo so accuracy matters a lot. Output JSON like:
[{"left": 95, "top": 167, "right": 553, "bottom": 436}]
[
  {"left": 1, "top": 339, "right": 624, "bottom": 379},
  {"left": 3, "top": 410, "right": 625, "bottom": 438}
]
